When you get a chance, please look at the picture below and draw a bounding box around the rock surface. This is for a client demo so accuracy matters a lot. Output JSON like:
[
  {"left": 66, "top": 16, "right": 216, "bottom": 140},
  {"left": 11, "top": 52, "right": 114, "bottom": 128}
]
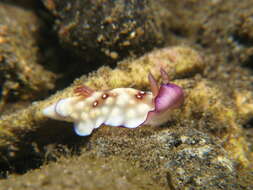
[
  {"left": 42, "top": 0, "right": 164, "bottom": 63},
  {"left": 0, "top": 155, "right": 166, "bottom": 190},
  {"left": 0, "top": 3, "right": 56, "bottom": 113},
  {"left": 0, "top": 0, "right": 253, "bottom": 189},
  {"left": 86, "top": 127, "right": 243, "bottom": 190}
]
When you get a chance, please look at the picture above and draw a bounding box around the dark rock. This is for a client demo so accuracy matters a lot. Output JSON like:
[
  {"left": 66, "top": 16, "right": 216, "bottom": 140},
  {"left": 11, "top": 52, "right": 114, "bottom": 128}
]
[
  {"left": 42, "top": 0, "right": 164, "bottom": 64},
  {"left": 0, "top": 3, "right": 56, "bottom": 113},
  {"left": 86, "top": 127, "right": 242, "bottom": 190}
]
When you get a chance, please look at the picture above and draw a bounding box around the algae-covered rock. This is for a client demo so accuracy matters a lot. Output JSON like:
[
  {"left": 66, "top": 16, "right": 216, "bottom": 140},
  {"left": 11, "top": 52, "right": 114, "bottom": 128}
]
[
  {"left": 86, "top": 127, "right": 242, "bottom": 190},
  {"left": 235, "top": 10, "right": 253, "bottom": 68},
  {"left": 0, "top": 46, "right": 203, "bottom": 172},
  {"left": 40, "top": 0, "right": 253, "bottom": 69},
  {"left": 0, "top": 45, "right": 252, "bottom": 189},
  {"left": 42, "top": 0, "right": 167, "bottom": 64},
  {"left": 0, "top": 3, "right": 56, "bottom": 113},
  {"left": 0, "top": 46, "right": 203, "bottom": 143},
  {"left": 0, "top": 0, "right": 253, "bottom": 189},
  {"left": 0, "top": 155, "right": 166, "bottom": 190}
]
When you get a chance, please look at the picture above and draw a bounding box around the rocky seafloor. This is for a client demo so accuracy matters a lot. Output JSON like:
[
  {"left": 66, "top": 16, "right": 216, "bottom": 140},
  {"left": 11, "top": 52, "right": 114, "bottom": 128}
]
[{"left": 0, "top": 0, "right": 253, "bottom": 189}]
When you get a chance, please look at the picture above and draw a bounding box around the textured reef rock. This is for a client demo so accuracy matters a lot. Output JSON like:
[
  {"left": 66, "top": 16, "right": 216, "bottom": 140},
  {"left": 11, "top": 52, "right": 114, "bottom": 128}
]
[
  {"left": 151, "top": 0, "right": 253, "bottom": 69},
  {"left": 86, "top": 128, "right": 242, "bottom": 190},
  {"left": 0, "top": 46, "right": 203, "bottom": 146},
  {"left": 0, "top": 129, "right": 245, "bottom": 190},
  {"left": 0, "top": 3, "right": 56, "bottom": 113},
  {"left": 0, "top": 156, "right": 167, "bottom": 190},
  {"left": 0, "top": 0, "right": 253, "bottom": 189},
  {"left": 42, "top": 0, "right": 165, "bottom": 63},
  {"left": 41, "top": 0, "right": 253, "bottom": 71},
  {"left": 0, "top": 46, "right": 253, "bottom": 189}
]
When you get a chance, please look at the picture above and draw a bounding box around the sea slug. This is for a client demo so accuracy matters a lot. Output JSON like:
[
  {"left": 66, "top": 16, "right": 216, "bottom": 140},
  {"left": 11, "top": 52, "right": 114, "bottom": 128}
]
[{"left": 43, "top": 69, "right": 184, "bottom": 136}]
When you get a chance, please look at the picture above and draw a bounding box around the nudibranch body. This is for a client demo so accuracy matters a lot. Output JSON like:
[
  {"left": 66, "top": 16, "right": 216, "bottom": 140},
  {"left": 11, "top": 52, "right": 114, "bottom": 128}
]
[{"left": 43, "top": 69, "right": 184, "bottom": 136}]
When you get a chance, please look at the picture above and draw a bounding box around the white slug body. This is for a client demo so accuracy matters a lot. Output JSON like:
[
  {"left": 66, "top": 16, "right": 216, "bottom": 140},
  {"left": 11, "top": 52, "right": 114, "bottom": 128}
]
[
  {"left": 42, "top": 69, "right": 184, "bottom": 136},
  {"left": 43, "top": 88, "right": 154, "bottom": 136}
]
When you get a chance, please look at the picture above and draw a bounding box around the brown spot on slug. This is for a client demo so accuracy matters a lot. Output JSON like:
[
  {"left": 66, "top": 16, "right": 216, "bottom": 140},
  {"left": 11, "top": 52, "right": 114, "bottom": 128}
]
[
  {"left": 102, "top": 93, "right": 109, "bottom": 99},
  {"left": 135, "top": 91, "right": 146, "bottom": 99},
  {"left": 93, "top": 100, "right": 99, "bottom": 107}
]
